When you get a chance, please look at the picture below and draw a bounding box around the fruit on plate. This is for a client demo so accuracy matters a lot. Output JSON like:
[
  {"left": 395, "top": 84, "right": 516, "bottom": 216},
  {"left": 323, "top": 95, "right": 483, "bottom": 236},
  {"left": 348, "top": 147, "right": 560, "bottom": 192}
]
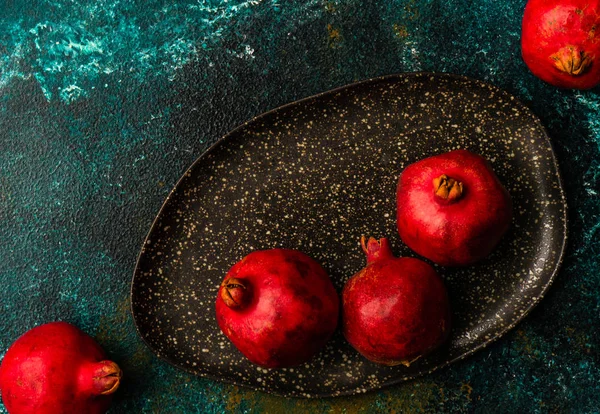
[
  {"left": 521, "top": 0, "right": 600, "bottom": 89},
  {"left": 215, "top": 248, "right": 339, "bottom": 368},
  {"left": 342, "top": 237, "right": 451, "bottom": 366},
  {"left": 0, "top": 321, "right": 121, "bottom": 414},
  {"left": 397, "top": 149, "right": 513, "bottom": 266}
]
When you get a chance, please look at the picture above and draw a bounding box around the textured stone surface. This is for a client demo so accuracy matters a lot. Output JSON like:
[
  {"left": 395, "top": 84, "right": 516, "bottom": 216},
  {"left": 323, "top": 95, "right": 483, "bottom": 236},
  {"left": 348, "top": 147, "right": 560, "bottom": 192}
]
[{"left": 0, "top": 0, "right": 598, "bottom": 412}]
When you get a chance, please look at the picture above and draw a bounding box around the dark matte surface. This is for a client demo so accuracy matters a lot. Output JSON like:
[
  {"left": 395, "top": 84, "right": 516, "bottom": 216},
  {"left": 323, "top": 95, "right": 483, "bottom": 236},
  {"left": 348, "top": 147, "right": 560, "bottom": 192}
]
[
  {"left": 131, "top": 73, "right": 566, "bottom": 398},
  {"left": 0, "top": 0, "right": 599, "bottom": 412}
]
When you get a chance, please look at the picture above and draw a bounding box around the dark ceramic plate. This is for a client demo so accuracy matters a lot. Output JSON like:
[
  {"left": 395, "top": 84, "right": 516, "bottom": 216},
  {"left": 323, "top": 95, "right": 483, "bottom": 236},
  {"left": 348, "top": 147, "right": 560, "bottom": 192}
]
[{"left": 131, "top": 73, "right": 567, "bottom": 398}]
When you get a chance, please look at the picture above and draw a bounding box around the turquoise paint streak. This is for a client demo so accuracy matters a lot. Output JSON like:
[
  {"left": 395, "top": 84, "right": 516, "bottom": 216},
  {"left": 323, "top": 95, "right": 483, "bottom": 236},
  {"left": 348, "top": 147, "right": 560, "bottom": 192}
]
[{"left": 0, "top": 0, "right": 310, "bottom": 103}]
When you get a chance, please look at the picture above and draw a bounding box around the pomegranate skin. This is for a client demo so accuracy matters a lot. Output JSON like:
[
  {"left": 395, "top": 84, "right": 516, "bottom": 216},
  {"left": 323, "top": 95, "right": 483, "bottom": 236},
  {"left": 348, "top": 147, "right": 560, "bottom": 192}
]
[
  {"left": 342, "top": 237, "right": 451, "bottom": 366},
  {"left": 397, "top": 149, "right": 512, "bottom": 266},
  {"left": 215, "top": 249, "right": 339, "bottom": 368},
  {"left": 0, "top": 322, "right": 121, "bottom": 414},
  {"left": 521, "top": 0, "right": 600, "bottom": 89}
]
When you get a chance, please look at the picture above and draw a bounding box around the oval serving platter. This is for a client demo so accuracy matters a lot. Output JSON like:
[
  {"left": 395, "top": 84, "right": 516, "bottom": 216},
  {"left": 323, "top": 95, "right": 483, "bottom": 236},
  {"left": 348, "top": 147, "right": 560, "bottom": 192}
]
[{"left": 131, "top": 73, "right": 567, "bottom": 398}]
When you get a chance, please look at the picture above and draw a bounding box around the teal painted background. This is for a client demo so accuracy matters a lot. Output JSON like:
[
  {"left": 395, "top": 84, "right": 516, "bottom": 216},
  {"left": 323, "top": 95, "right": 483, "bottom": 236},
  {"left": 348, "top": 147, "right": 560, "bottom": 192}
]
[{"left": 0, "top": 0, "right": 599, "bottom": 412}]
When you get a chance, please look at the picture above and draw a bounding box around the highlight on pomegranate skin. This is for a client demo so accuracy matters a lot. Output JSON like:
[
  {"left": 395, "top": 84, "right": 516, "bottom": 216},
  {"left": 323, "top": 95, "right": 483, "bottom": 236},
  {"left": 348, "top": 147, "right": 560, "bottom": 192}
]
[
  {"left": 0, "top": 321, "right": 122, "bottom": 414},
  {"left": 397, "top": 149, "right": 513, "bottom": 267},
  {"left": 215, "top": 248, "right": 340, "bottom": 368},
  {"left": 342, "top": 237, "right": 451, "bottom": 366}
]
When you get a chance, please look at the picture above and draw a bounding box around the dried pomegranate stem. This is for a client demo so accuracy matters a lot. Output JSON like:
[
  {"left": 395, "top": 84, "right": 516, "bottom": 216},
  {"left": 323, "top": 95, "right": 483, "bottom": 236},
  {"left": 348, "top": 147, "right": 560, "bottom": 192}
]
[
  {"left": 550, "top": 46, "right": 592, "bottom": 76},
  {"left": 221, "top": 278, "right": 248, "bottom": 309},
  {"left": 433, "top": 174, "right": 463, "bottom": 203}
]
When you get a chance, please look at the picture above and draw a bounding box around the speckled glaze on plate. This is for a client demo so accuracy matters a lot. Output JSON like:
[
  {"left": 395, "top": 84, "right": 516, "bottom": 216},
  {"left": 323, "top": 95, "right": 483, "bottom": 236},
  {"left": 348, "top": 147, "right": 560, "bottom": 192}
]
[{"left": 131, "top": 73, "right": 567, "bottom": 398}]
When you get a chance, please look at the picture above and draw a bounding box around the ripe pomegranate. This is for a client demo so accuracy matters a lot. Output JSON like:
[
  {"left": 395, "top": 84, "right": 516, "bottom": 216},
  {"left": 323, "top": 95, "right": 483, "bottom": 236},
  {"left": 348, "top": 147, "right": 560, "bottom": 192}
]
[
  {"left": 0, "top": 322, "right": 121, "bottom": 414},
  {"left": 397, "top": 149, "right": 512, "bottom": 266},
  {"left": 342, "top": 237, "right": 451, "bottom": 366},
  {"left": 521, "top": 0, "right": 600, "bottom": 89},
  {"left": 215, "top": 248, "right": 339, "bottom": 368}
]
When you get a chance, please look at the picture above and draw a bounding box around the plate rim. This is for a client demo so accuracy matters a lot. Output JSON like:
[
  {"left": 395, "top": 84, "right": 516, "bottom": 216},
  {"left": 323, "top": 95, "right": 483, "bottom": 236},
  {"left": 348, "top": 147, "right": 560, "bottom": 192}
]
[{"left": 129, "top": 71, "right": 568, "bottom": 398}]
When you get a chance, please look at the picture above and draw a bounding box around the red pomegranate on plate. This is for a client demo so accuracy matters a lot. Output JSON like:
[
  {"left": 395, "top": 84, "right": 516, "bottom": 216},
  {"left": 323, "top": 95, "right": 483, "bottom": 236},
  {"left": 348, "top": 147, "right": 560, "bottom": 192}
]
[
  {"left": 215, "top": 248, "right": 339, "bottom": 368},
  {"left": 397, "top": 149, "right": 513, "bottom": 266},
  {"left": 342, "top": 237, "right": 451, "bottom": 366}
]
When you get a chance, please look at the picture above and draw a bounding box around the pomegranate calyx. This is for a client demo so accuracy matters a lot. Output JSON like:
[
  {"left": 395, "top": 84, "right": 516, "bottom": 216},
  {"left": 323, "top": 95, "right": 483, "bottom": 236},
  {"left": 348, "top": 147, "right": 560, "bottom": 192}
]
[
  {"left": 433, "top": 174, "right": 463, "bottom": 203},
  {"left": 221, "top": 278, "right": 249, "bottom": 309},
  {"left": 360, "top": 236, "right": 394, "bottom": 263},
  {"left": 90, "top": 360, "right": 122, "bottom": 396},
  {"left": 550, "top": 46, "right": 592, "bottom": 76}
]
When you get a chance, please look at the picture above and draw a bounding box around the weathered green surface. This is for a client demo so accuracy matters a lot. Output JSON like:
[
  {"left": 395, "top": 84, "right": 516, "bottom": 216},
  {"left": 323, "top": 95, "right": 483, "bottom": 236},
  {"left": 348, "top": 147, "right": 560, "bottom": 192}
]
[{"left": 0, "top": 0, "right": 598, "bottom": 412}]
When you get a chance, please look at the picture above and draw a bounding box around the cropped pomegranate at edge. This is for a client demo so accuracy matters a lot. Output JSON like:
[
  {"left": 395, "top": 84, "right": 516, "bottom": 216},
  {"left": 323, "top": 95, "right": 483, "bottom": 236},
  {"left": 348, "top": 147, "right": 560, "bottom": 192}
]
[
  {"left": 0, "top": 321, "right": 121, "bottom": 414},
  {"left": 397, "top": 149, "right": 513, "bottom": 266},
  {"left": 521, "top": 0, "right": 600, "bottom": 89},
  {"left": 342, "top": 237, "right": 451, "bottom": 366},
  {"left": 215, "top": 248, "right": 339, "bottom": 368}
]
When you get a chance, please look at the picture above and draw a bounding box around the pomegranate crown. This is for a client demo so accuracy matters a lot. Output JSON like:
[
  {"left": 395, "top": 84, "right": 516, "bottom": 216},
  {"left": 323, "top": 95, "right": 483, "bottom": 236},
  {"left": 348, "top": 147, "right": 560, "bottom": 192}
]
[
  {"left": 84, "top": 360, "right": 122, "bottom": 396},
  {"left": 433, "top": 174, "right": 463, "bottom": 203},
  {"left": 220, "top": 277, "right": 251, "bottom": 309},
  {"left": 360, "top": 236, "right": 395, "bottom": 263}
]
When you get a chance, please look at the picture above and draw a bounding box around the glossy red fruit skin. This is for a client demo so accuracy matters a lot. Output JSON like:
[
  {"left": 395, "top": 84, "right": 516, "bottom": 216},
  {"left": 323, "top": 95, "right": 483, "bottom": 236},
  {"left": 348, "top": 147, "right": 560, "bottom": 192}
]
[
  {"left": 215, "top": 249, "right": 339, "bottom": 368},
  {"left": 0, "top": 322, "right": 121, "bottom": 414},
  {"left": 521, "top": 0, "right": 600, "bottom": 89},
  {"left": 397, "top": 149, "right": 512, "bottom": 267},
  {"left": 342, "top": 238, "right": 451, "bottom": 366}
]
